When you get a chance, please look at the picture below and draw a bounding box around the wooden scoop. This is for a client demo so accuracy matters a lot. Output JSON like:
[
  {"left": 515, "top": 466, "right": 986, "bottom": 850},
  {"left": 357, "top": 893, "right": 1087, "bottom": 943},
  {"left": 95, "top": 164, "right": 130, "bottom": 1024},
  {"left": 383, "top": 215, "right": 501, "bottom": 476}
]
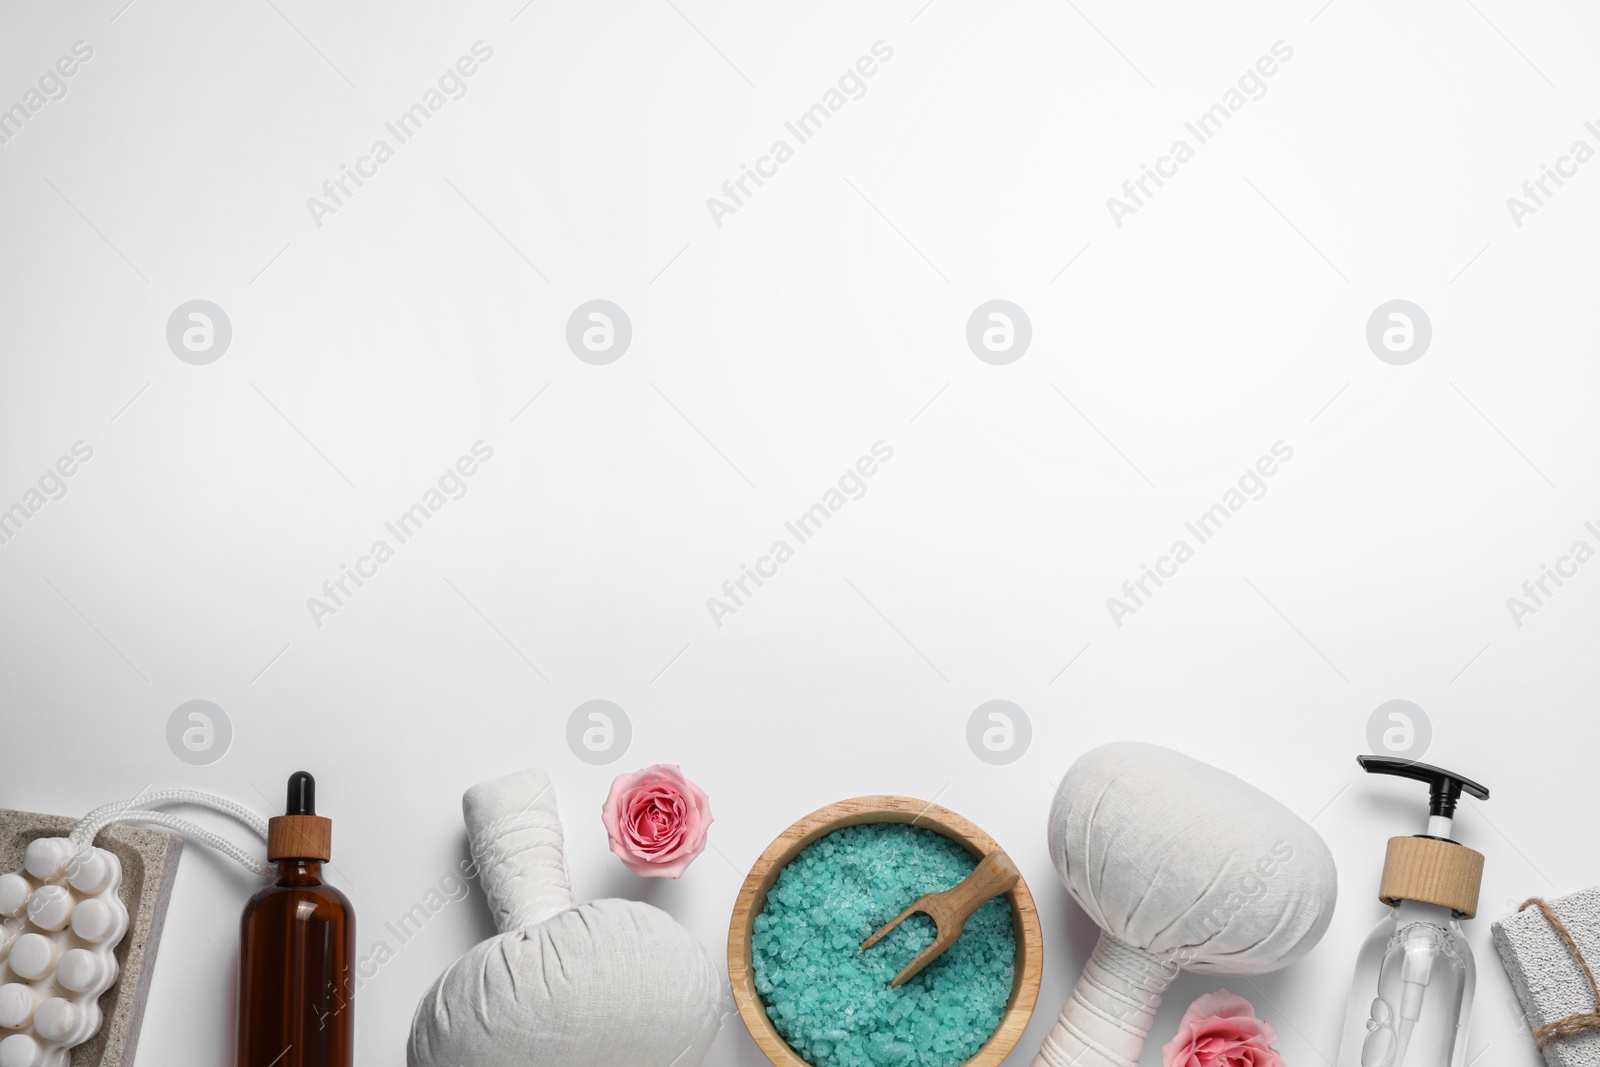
[{"left": 860, "top": 849, "right": 1020, "bottom": 987}]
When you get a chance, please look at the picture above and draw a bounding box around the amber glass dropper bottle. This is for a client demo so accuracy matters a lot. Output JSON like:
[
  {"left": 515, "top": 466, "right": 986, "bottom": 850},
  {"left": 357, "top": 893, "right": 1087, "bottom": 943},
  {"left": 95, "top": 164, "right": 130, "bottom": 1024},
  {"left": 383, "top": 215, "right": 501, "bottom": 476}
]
[{"left": 238, "top": 771, "right": 355, "bottom": 1067}]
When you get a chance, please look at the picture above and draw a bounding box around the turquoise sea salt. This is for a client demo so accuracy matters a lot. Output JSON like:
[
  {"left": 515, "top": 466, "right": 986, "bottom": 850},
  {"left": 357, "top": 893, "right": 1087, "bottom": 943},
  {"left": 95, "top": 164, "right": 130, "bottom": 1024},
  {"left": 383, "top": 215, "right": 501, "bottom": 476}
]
[{"left": 751, "top": 823, "right": 1016, "bottom": 1067}]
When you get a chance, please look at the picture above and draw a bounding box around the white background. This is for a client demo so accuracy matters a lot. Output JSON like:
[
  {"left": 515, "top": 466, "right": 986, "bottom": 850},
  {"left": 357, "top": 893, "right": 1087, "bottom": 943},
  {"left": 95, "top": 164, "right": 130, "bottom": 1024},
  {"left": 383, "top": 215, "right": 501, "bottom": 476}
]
[{"left": 2, "top": 0, "right": 1596, "bottom": 1064}]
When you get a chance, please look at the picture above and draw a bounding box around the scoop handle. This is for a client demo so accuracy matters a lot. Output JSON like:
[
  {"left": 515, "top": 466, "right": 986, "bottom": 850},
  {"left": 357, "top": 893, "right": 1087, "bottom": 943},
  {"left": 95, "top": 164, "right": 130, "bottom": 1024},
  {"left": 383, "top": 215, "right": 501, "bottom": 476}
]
[
  {"left": 462, "top": 768, "right": 574, "bottom": 932},
  {"left": 1031, "top": 932, "right": 1174, "bottom": 1067},
  {"left": 953, "top": 850, "right": 1021, "bottom": 911}
]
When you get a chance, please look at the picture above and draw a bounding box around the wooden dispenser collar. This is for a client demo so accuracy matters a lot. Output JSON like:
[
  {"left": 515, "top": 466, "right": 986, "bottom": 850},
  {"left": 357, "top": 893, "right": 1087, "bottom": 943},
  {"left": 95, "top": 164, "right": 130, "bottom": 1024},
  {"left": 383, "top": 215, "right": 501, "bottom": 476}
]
[
  {"left": 267, "top": 815, "right": 332, "bottom": 862},
  {"left": 1378, "top": 836, "right": 1483, "bottom": 919}
]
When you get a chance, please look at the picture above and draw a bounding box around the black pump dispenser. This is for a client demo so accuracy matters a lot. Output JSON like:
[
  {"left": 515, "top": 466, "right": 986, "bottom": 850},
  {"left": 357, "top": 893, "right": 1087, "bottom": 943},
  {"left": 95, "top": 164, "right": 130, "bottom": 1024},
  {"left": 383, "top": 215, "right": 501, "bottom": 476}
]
[
  {"left": 1356, "top": 756, "right": 1489, "bottom": 826},
  {"left": 1337, "top": 756, "right": 1490, "bottom": 1066}
]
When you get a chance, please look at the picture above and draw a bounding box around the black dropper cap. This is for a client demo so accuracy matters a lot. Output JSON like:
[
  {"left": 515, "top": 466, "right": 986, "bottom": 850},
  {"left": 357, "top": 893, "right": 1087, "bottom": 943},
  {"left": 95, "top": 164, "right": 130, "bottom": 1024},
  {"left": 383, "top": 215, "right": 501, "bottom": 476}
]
[
  {"left": 268, "top": 771, "right": 331, "bottom": 862},
  {"left": 1357, "top": 756, "right": 1489, "bottom": 820},
  {"left": 286, "top": 770, "right": 317, "bottom": 816}
]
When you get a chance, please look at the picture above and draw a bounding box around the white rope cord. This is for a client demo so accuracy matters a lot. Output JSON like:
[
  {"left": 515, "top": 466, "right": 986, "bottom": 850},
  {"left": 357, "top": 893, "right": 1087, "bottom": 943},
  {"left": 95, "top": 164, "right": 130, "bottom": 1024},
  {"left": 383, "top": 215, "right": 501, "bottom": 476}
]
[
  {"left": 73, "top": 788, "right": 270, "bottom": 841},
  {"left": 70, "top": 789, "right": 274, "bottom": 877}
]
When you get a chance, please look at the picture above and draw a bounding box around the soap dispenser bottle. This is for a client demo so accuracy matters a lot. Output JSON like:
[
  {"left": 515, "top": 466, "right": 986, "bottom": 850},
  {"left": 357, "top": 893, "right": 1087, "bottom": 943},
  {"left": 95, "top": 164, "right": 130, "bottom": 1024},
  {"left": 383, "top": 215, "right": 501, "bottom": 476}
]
[
  {"left": 237, "top": 772, "right": 355, "bottom": 1067},
  {"left": 1336, "top": 757, "right": 1489, "bottom": 1067}
]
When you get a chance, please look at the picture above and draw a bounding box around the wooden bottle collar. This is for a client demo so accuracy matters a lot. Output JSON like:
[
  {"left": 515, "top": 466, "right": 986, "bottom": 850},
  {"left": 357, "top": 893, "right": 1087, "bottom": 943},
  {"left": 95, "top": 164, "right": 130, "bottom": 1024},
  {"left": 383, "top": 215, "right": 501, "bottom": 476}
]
[
  {"left": 1379, "top": 835, "right": 1483, "bottom": 918},
  {"left": 267, "top": 815, "right": 332, "bottom": 862}
]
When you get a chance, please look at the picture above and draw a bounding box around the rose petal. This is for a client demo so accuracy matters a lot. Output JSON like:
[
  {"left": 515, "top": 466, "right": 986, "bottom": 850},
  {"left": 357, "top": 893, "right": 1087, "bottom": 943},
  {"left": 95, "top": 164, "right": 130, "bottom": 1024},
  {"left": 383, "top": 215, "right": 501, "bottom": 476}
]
[{"left": 1180, "top": 991, "right": 1257, "bottom": 1026}]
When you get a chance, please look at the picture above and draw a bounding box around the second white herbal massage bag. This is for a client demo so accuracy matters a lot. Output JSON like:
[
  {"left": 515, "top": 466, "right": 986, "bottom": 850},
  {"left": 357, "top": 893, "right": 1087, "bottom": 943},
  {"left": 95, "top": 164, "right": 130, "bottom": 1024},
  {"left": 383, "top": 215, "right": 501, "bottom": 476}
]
[
  {"left": 407, "top": 768, "right": 722, "bottom": 1067},
  {"left": 1033, "top": 742, "right": 1339, "bottom": 1067}
]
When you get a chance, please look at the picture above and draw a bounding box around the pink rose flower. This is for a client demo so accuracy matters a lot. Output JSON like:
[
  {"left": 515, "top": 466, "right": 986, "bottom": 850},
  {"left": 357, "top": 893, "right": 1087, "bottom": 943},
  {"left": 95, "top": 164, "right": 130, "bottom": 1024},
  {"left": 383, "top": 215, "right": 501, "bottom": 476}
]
[
  {"left": 1162, "top": 990, "right": 1285, "bottom": 1067},
  {"left": 601, "top": 765, "right": 713, "bottom": 879}
]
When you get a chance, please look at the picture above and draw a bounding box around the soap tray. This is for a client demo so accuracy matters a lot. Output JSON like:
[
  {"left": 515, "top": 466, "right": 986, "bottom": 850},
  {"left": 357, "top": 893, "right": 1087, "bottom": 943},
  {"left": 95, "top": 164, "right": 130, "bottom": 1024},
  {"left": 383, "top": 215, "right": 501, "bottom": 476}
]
[{"left": 0, "top": 814, "right": 180, "bottom": 1067}]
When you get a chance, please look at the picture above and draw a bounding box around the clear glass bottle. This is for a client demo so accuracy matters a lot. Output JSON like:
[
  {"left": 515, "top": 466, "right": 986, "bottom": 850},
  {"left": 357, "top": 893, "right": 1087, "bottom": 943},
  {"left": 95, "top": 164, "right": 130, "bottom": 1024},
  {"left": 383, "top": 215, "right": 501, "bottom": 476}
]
[
  {"left": 1335, "top": 757, "right": 1488, "bottom": 1067},
  {"left": 1338, "top": 900, "right": 1475, "bottom": 1067}
]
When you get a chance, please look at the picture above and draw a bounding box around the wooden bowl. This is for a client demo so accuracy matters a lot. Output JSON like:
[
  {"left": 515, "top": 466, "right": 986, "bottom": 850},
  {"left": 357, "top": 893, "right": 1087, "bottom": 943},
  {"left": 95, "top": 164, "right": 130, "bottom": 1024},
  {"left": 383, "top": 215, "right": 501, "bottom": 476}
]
[{"left": 727, "top": 796, "right": 1043, "bottom": 1067}]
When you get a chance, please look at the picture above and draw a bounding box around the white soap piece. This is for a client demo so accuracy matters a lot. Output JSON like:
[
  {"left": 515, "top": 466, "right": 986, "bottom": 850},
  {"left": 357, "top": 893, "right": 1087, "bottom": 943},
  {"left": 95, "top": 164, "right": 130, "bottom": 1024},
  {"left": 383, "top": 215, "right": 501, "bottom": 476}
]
[
  {"left": 0, "top": 878, "right": 28, "bottom": 919},
  {"left": 28, "top": 1007, "right": 69, "bottom": 1048},
  {"left": 0, "top": 1033, "right": 41, "bottom": 1067},
  {"left": 20, "top": 844, "right": 66, "bottom": 883},
  {"left": 30, "top": 1002, "right": 92, "bottom": 1047},
  {"left": 6, "top": 937, "right": 55, "bottom": 983},
  {"left": 0, "top": 838, "right": 129, "bottom": 1067},
  {"left": 0, "top": 883, "right": 30, "bottom": 922},
  {"left": 53, "top": 952, "right": 114, "bottom": 997},
  {"left": 0, "top": 985, "right": 36, "bottom": 1029},
  {"left": 23, "top": 890, "right": 71, "bottom": 934},
  {"left": 63, "top": 852, "right": 114, "bottom": 897},
  {"left": 67, "top": 899, "right": 121, "bottom": 944}
]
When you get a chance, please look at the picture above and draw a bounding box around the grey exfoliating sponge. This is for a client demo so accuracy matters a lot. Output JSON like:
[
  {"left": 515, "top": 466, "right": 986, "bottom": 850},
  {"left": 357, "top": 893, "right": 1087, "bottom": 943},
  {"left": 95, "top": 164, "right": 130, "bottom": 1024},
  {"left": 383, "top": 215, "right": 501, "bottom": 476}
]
[{"left": 1492, "top": 886, "right": 1600, "bottom": 1067}]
